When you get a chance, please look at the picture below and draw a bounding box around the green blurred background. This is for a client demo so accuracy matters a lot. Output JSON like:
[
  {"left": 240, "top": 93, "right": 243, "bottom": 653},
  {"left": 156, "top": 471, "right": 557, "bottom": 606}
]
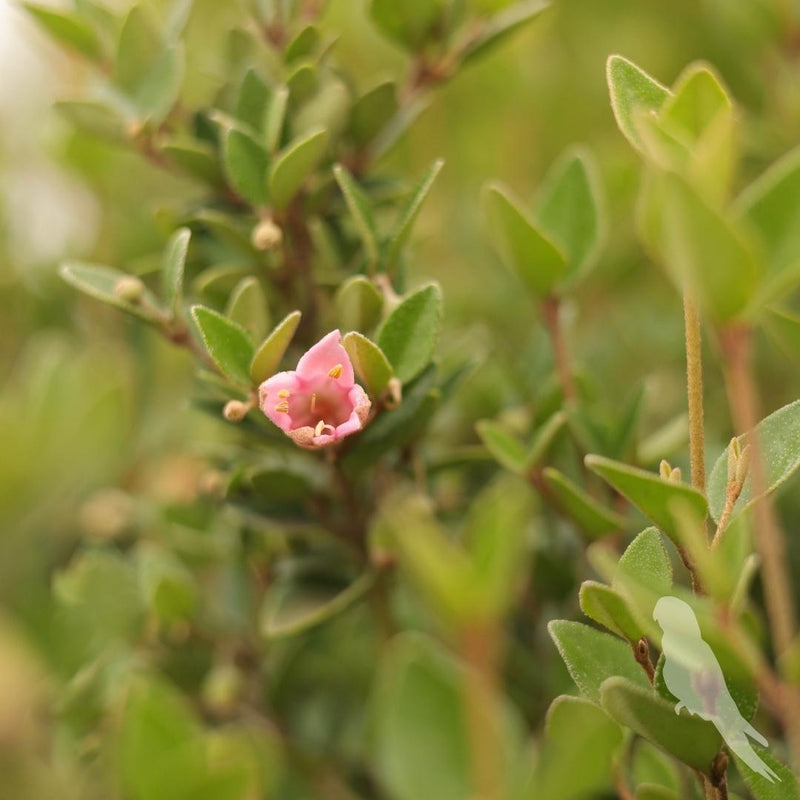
[{"left": 2, "top": 0, "right": 800, "bottom": 796}]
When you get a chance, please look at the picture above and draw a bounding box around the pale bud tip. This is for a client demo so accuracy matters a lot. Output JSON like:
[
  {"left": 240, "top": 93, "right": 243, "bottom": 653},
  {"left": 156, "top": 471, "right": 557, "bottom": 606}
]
[
  {"left": 251, "top": 218, "right": 283, "bottom": 251},
  {"left": 114, "top": 275, "right": 145, "bottom": 303},
  {"left": 223, "top": 399, "right": 248, "bottom": 422}
]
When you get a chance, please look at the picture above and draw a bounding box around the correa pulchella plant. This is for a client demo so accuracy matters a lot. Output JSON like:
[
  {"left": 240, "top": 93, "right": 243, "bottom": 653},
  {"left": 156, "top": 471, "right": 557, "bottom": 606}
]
[{"left": 19, "top": 0, "right": 800, "bottom": 798}]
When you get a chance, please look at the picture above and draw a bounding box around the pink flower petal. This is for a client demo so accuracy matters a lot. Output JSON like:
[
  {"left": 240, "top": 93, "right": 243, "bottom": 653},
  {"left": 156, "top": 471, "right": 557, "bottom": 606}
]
[
  {"left": 258, "top": 371, "right": 304, "bottom": 432},
  {"left": 295, "top": 330, "right": 354, "bottom": 387}
]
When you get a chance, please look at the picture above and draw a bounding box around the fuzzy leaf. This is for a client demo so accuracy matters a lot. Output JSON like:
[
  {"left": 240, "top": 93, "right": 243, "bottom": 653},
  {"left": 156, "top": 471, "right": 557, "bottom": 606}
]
[
  {"left": 614, "top": 527, "right": 672, "bottom": 596},
  {"left": 600, "top": 677, "right": 721, "bottom": 774},
  {"left": 269, "top": 128, "right": 328, "bottom": 209},
  {"left": 23, "top": 3, "right": 102, "bottom": 60},
  {"left": 333, "top": 164, "right": 380, "bottom": 269},
  {"left": 733, "top": 747, "right": 799, "bottom": 798},
  {"left": 249, "top": 310, "right": 301, "bottom": 384},
  {"left": 543, "top": 467, "right": 624, "bottom": 539},
  {"left": 191, "top": 306, "right": 254, "bottom": 386},
  {"left": 236, "top": 68, "right": 270, "bottom": 131},
  {"left": 736, "top": 145, "right": 800, "bottom": 279},
  {"left": 462, "top": 0, "right": 550, "bottom": 64},
  {"left": 476, "top": 420, "right": 528, "bottom": 474},
  {"left": 659, "top": 63, "right": 732, "bottom": 142},
  {"left": 385, "top": 159, "right": 444, "bottom": 273},
  {"left": 262, "top": 572, "right": 375, "bottom": 638},
  {"left": 335, "top": 276, "right": 383, "bottom": 333},
  {"left": 369, "top": 0, "right": 444, "bottom": 50},
  {"left": 343, "top": 332, "right": 394, "bottom": 397},
  {"left": 373, "top": 634, "right": 471, "bottom": 800},
  {"left": 116, "top": 4, "right": 160, "bottom": 93},
  {"left": 707, "top": 399, "right": 800, "bottom": 522},
  {"left": 579, "top": 581, "right": 643, "bottom": 641},
  {"left": 532, "top": 695, "right": 622, "bottom": 800},
  {"left": 548, "top": 620, "right": 651, "bottom": 705},
  {"left": 607, "top": 55, "right": 671, "bottom": 152},
  {"left": 535, "top": 149, "right": 601, "bottom": 276},
  {"left": 349, "top": 81, "right": 398, "bottom": 147},
  {"left": 586, "top": 454, "right": 707, "bottom": 543},
  {"left": 223, "top": 128, "right": 270, "bottom": 207},
  {"left": 160, "top": 138, "right": 224, "bottom": 186},
  {"left": 225, "top": 277, "right": 269, "bottom": 342},
  {"left": 485, "top": 184, "right": 568, "bottom": 297},
  {"left": 377, "top": 284, "right": 442, "bottom": 383},
  {"left": 162, "top": 227, "right": 191, "bottom": 315},
  {"left": 264, "top": 86, "right": 289, "bottom": 153},
  {"left": 60, "top": 262, "right": 161, "bottom": 323}
]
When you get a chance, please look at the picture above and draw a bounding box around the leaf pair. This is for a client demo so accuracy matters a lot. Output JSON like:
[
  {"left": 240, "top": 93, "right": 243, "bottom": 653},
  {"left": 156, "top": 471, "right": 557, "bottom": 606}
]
[{"left": 485, "top": 148, "right": 603, "bottom": 299}]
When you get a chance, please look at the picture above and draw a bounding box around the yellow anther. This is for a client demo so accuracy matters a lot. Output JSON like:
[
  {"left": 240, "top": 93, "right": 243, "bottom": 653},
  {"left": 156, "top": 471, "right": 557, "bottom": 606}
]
[
  {"left": 314, "top": 420, "right": 325, "bottom": 437},
  {"left": 310, "top": 393, "right": 317, "bottom": 413},
  {"left": 328, "top": 364, "right": 343, "bottom": 379},
  {"left": 274, "top": 401, "right": 289, "bottom": 413},
  {"left": 277, "top": 389, "right": 290, "bottom": 398}
]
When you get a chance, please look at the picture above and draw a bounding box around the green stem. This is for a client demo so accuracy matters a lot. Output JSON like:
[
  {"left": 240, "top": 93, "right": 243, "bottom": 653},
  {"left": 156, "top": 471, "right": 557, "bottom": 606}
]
[
  {"left": 683, "top": 294, "right": 706, "bottom": 493},
  {"left": 542, "top": 295, "right": 576, "bottom": 403}
]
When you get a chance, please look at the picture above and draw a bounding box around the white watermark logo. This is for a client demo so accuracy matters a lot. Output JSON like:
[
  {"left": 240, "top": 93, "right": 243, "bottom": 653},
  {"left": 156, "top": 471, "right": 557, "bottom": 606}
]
[{"left": 653, "top": 596, "right": 779, "bottom": 783}]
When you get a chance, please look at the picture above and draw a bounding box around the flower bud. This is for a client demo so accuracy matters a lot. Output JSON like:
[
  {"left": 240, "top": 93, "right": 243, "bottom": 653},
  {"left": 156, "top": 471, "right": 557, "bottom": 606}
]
[
  {"left": 114, "top": 275, "right": 145, "bottom": 303},
  {"left": 223, "top": 400, "right": 249, "bottom": 423},
  {"left": 735, "top": 444, "right": 751, "bottom": 487},
  {"left": 659, "top": 459, "right": 672, "bottom": 481},
  {"left": 385, "top": 377, "right": 402, "bottom": 409},
  {"left": 726, "top": 437, "right": 739, "bottom": 485},
  {"left": 251, "top": 218, "right": 283, "bottom": 251}
]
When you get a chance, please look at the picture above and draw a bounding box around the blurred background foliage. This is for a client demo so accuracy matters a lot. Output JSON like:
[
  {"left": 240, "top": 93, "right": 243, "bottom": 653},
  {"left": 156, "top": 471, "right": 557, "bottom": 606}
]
[{"left": 4, "top": 0, "right": 800, "bottom": 798}]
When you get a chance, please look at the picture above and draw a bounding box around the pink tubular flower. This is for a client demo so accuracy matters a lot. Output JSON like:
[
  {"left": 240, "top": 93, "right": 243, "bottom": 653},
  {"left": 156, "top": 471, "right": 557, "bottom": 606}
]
[{"left": 258, "top": 330, "right": 371, "bottom": 448}]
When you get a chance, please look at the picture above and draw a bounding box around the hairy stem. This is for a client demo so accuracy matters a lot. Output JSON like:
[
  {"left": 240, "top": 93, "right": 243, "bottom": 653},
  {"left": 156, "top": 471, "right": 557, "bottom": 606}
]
[
  {"left": 684, "top": 294, "right": 706, "bottom": 493},
  {"left": 542, "top": 295, "right": 576, "bottom": 403}
]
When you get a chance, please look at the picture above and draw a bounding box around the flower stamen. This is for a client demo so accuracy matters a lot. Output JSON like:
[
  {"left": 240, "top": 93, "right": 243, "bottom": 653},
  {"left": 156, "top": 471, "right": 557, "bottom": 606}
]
[
  {"left": 274, "top": 401, "right": 290, "bottom": 413},
  {"left": 328, "top": 364, "right": 343, "bottom": 379},
  {"left": 277, "top": 389, "right": 290, "bottom": 398}
]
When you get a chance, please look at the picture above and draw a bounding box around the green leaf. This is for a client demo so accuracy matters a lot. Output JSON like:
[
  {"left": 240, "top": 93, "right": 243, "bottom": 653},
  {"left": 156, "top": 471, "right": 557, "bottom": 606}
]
[
  {"left": 343, "top": 366, "right": 439, "bottom": 472},
  {"left": 264, "top": 86, "right": 289, "bottom": 153},
  {"left": 646, "top": 171, "right": 762, "bottom": 322},
  {"left": 580, "top": 581, "right": 643, "bottom": 641},
  {"left": 262, "top": 572, "right": 375, "bottom": 638},
  {"left": 225, "top": 277, "right": 269, "bottom": 342},
  {"left": 548, "top": 620, "right": 651, "bottom": 704},
  {"left": 269, "top": 128, "right": 328, "bottom": 209},
  {"left": 462, "top": 0, "right": 550, "bottom": 64},
  {"left": 60, "top": 262, "right": 161, "bottom": 323},
  {"left": 333, "top": 164, "right": 379, "bottom": 270},
  {"left": 476, "top": 420, "right": 528, "bottom": 474},
  {"left": 160, "top": 138, "right": 224, "bottom": 186},
  {"left": 23, "top": 3, "right": 102, "bottom": 60},
  {"left": 377, "top": 284, "right": 442, "bottom": 383},
  {"left": 485, "top": 184, "right": 568, "bottom": 297},
  {"left": 733, "top": 747, "right": 799, "bottom": 798},
  {"left": 764, "top": 306, "right": 800, "bottom": 361},
  {"left": 236, "top": 68, "right": 270, "bottom": 131},
  {"left": 606, "top": 54, "right": 671, "bottom": 152},
  {"left": 615, "top": 527, "right": 673, "bottom": 595},
  {"left": 385, "top": 159, "right": 444, "bottom": 273},
  {"left": 335, "top": 276, "right": 383, "bottom": 332},
  {"left": 532, "top": 695, "right": 622, "bottom": 800},
  {"left": 135, "top": 44, "right": 184, "bottom": 123},
  {"left": 465, "top": 475, "right": 533, "bottom": 617},
  {"left": 162, "top": 227, "right": 190, "bottom": 315},
  {"left": 373, "top": 634, "right": 471, "bottom": 800},
  {"left": 525, "top": 410, "right": 567, "bottom": 470},
  {"left": 115, "top": 4, "right": 160, "bottom": 93},
  {"left": 535, "top": 149, "right": 601, "bottom": 276},
  {"left": 369, "top": 0, "right": 444, "bottom": 50},
  {"left": 55, "top": 100, "right": 127, "bottom": 142},
  {"left": 284, "top": 24, "right": 320, "bottom": 63},
  {"left": 586, "top": 454, "right": 708, "bottom": 543},
  {"left": 707, "top": 399, "right": 800, "bottom": 522},
  {"left": 249, "top": 310, "right": 301, "bottom": 384},
  {"left": 349, "top": 81, "right": 398, "bottom": 147},
  {"left": 543, "top": 467, "right": 624, "bottom": 539},
  {"left": 342, "top": 332, "right": 394, "bottom": 397},
  {"left": 223, "top": 127, "right": 270, "bottom": 207},
  {"left": 138, "top": 546, "right": 197, "bottom": 623},
  {"left": 119, "top": 679, "right": 203, "bottom": 800},
  {"left": 659, "top": 62, "right": 732, "bottom": 142},
  {"left": 599, "top": 676, "right": 722, "bottom": 773},
  {"left": 191, "top": 305, "right": 255, "bottom": 385},
  {"left": 736, "top": 145, "right": 800, "bottom": 279}
]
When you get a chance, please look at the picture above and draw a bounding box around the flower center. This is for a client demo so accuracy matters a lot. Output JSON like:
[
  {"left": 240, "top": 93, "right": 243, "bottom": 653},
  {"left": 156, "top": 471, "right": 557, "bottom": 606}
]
[{"left": 286, "top": 377, "right": 352, "bottom": 430}]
